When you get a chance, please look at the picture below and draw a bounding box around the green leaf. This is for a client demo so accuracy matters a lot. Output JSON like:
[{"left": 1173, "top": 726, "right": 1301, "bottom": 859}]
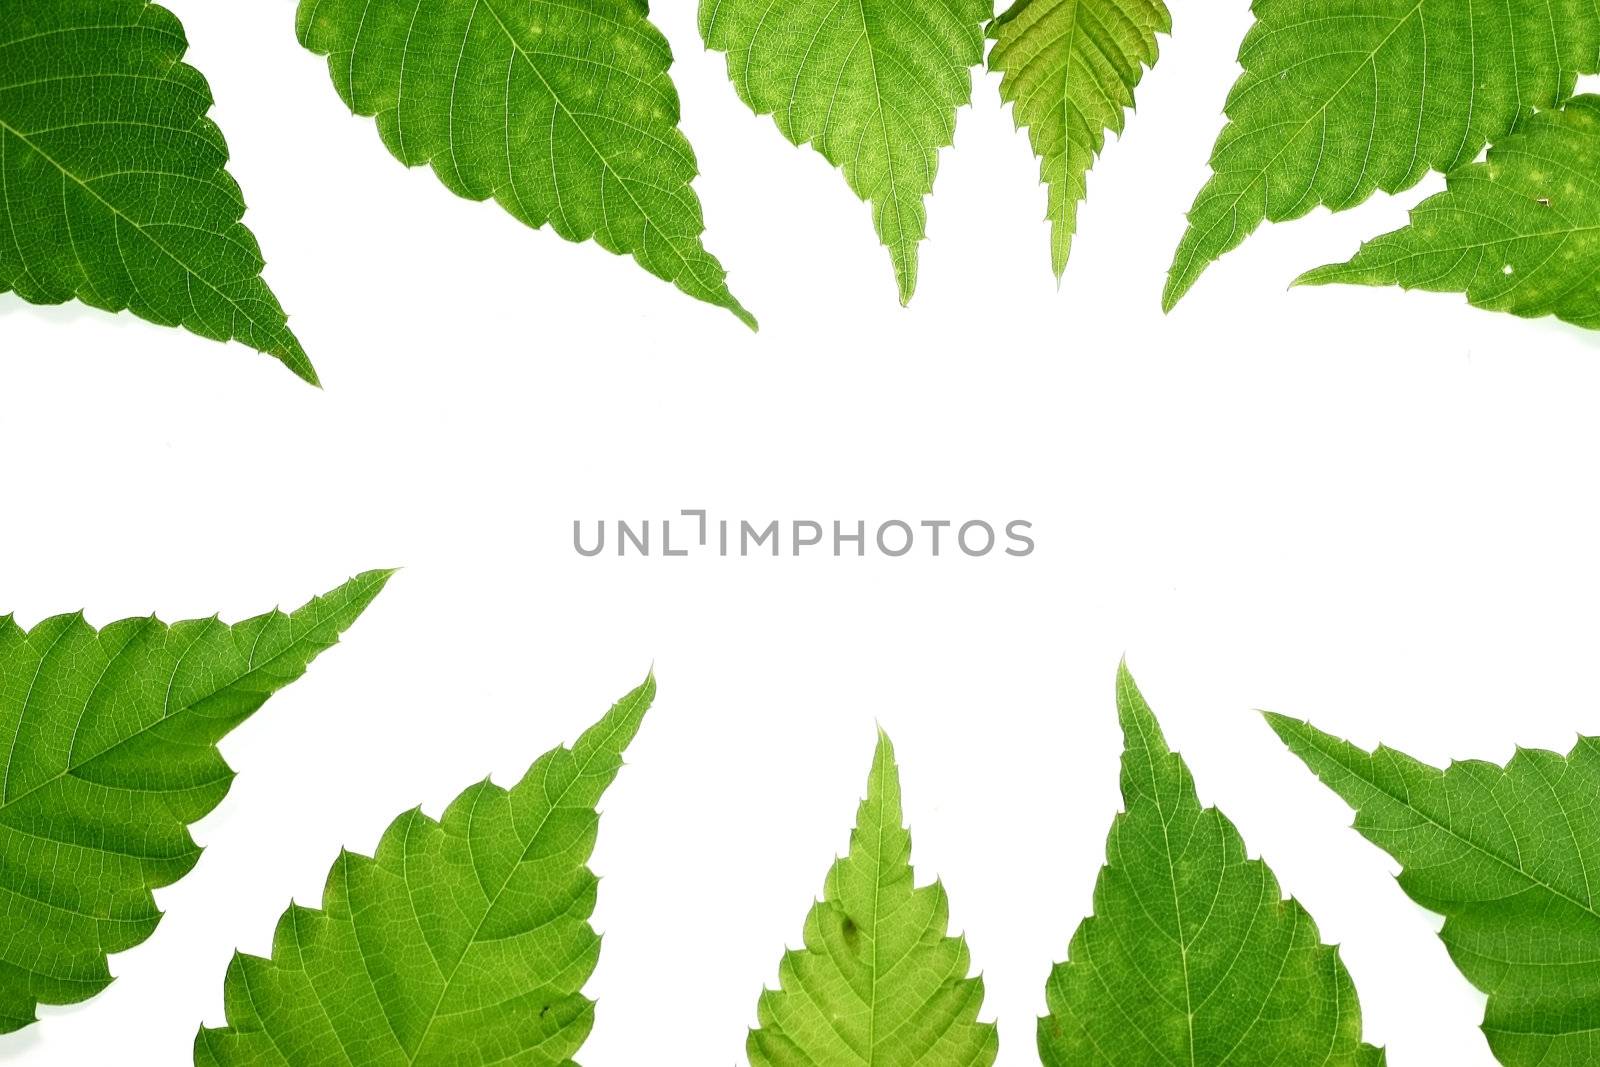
[
  {"left": 1041, "top": 665, "right": 1385, "bottom": 1066},
  {"left": 700, "top": 0, "right": 988, "bottom": 305},
  {"left": 0, "top": 0, "right": 317, "bottom": 384},
  {"left": 1163, "top": 0, "right": 1600, "bottom": 311},
  {"left": 1269, "top": 714, "right": 1600, "bottom": 1067},
  {"left": 1297, "top": 97, "right": 1600, "bottom": 330},
  {"left": 988, "top": 0, "right": 1170, "bottom": 279},
  {"left": 748, "top": 728, "right": 997, "bottom": 1066},
  {"left": 0, "top": 570, "right": 392, "bottom": 1034},
  {"left": 298, "top": 0, "right": 754, "bottom": 329},
  {"left": 194, "top": 674, "right": 656, "bottom": 1066}
]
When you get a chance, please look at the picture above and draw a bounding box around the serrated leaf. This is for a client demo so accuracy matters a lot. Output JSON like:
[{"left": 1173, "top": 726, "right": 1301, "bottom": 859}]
[
  {"left": 0, "top": 0, "right": 316, "bottom": 383},
  {"left": 194, "top": 674, "right": 655, "bottom": 1066},
  {"left": 297, "top": 0, "right": 754, "bottom": 329},
  {"left": 748, "top": 728, "right": 997, "bottom": 1066},
  {"left": 1040, "top": 665, "right": 1384, "bottom": 1066},
  {"left": 988, "top": 0, "right": 1170, "bottom": 279},
  {"left": 700, "top": 0, "right": 988, "bottom": 305},
  {"left": 0, "top": 570, "right": 392, "bottom": 1034},
  {"left": 1297, "top": 97, "right": 1600, "bottom": 330},
  {"left": 1270, "top": 714, "right": 1600, "bottom": 1067},
  {"left": 1163, "top": 0, "right": 1600, "bottom": 311}
]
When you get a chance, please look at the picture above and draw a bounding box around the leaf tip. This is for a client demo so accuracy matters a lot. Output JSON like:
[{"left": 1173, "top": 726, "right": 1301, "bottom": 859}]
[
  {"left": 342, "top": 568, "right": 400, "bottom": 606},
  {"left": 1160, "top": 281, "right": 1183, "bottom": 314},
  {"left": 871, "top": 723, "right": 896, "bottom": 768},
  {"left": 1114, "top": 656, "right": 1137, "bottom": 694},
  {"left": 278, "top": 338, "right": 321, "bottom": 388},
  {"left": 1261, "top": 711, "right": 1304, "bottom": 741},
  {"left": 894, "top": 265, "right": 918, "bottom": 307},
  {"left": 1161, "top": 246, "right": 1205, "bottom": 312},
  {"left": 1291, "top": 268, "right": 1322, "bottom": 288}
]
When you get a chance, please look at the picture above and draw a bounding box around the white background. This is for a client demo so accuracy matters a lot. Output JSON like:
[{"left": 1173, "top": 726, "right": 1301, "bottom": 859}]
[{"left": 3, "top": 1, "right": 1599, "bottom": 1063}]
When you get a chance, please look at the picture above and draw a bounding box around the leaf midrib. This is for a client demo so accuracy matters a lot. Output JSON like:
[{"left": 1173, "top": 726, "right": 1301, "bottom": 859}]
[
  {"left": 1145, "top": 759, "right": 1197, "bottom": 1065},
  {"left": 1117, "top": 689, "right": 1198, "bottom": 1067},
  {"left": 0, "top": 615, "right": 75, "bottom": 803},
  {"left": 865, "top": 747, "right": 887, "bottom": 1061},
  {"left": 852, "top": 0, "right": 909, "bottom": 294},
  {"left": 1049, "top": 0, "right": 1084, "bottom": 273}
]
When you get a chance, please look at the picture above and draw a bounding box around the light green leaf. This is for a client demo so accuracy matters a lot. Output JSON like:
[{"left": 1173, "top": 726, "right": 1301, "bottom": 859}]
[
  {"left": 0, "top": 570, "right": 392, "bottom": 1034},
  {"left": 0, "top": 0, "right": 316, "bottom": 383},
  {"left": 749, "top": 729, "right": 997, "bottom": 1066},
  {"left": 700, "top": 0, "right": 988, "bottom": 305},
  {"left": 988, "top": 0, "right": 1170, "bottom": 279},
  {"left": 194, "top": 674, "right": 656, "bottom": 1066},
  {"left": 1270, "top": 714, "right": 1600, "bottom": 1067},
  {"left": 1164, "top": 0, "right": 1600, "bottom": 311},
  {"left": 1297, "top": 97, "right": 1600, "bottom": 330},
  {"left": 1041, "top": 665, "right": 1384, "bottom": 1066},
  {"left": 297, "top": 0, "right": 754, "bottom": 329}
]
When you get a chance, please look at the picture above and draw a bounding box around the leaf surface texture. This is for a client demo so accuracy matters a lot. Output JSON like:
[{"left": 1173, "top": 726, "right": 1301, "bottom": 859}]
[
  {"left": 298, "top": 0, "right": 753, "bottom": 327},
  {"left": 989, "top": 0, "right": 1169, "bottom": 278},
  {"left": 1271, "top": 714, "right": 1600, "bottom": 1066},
  {"left": 0, "top": 0, "right": 314, "bottom": 381},
  {"left": 700, "top": 0, "right": 988, "bottom": 304},
  {"left": 0, "top": 570, "right": 391, "bottom": 1033},
  {"left": 195, "top": 675, "right": 656, "bottom": 1066},
  {"left": 1298, "top": 97, "right": 1600, "bottom": 330},
  {"left": 748, "top": 729, "right": 997, "bottom": 1066},
  {"left": 1164, "top": 0, "right": 1600, "bottom": 310},
  {"left": 1040, "top": 666, "right": 1385, "bottom": 1066}
]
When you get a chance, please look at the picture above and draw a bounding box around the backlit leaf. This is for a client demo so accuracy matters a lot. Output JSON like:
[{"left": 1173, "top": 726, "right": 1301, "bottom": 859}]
[
  {"left": 1271, "top": 712, "right": 1600, "bottom": 1066},
  {"left": 298, "top": 0, "right": 755, "bottom": 328},
  {"left": 700, "top": 0, "right": 988, "bottom": 304},
  {"left": 1298, "top": 97, "right": 1600, "bottom": 331},
  {"left": 989, "top": 0, "right": 1170, "bottom": 278},
  {"left": 748, "top": 728, "right": 998, "bottom": 1066},
  {"left": 1164, "top": 0, "right": 1600, "bottom": 311},
  {"left": 195, "top": 675, "right": 656, "bottom": 1066},
  {"left": 0, "top": 570, "right": 392, "bottom": 1033},
  {"left": 1041, "top": 666, "right": 1385, "bottom": 1066},
  {"left": 1, "top": 1, "right": 316, "bottom": 382}
]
